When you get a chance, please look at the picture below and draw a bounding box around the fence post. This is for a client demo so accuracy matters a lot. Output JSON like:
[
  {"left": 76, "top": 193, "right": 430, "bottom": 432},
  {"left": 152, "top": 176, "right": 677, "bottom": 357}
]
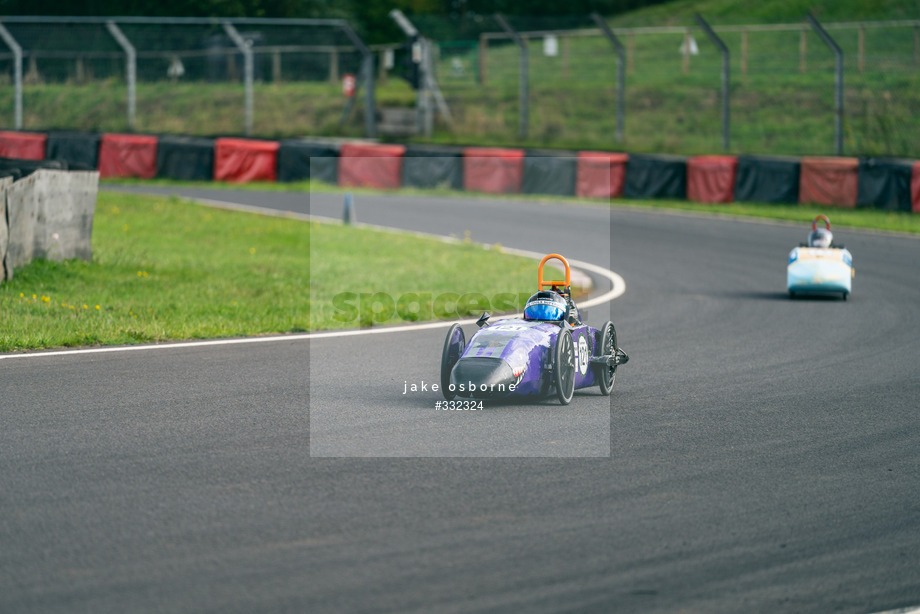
[
  {"left": 105, "top": 21, "right": 136, "bottom": 131},
  {"left": 0, "top": 23, "right": 23, "bottom": 130},
  {"left": 562, "top": 36, "right": 570, "bottom": 79},
  {"left": 339, "top": 21, "right": 376, "bottom": 139},
  {"left": 223, "top": 22, "right": 254, "bottom": 137},
  {"left": 627, "top": 33, "right": 635, "bottom": 75},
  {"left": 858, "top": 25, "right": 865, "bottom": 73},
  {"left": 478, "top": 34, "right": 487, "bottom": 85},
  {"left": 389, "top": 10, "right": 429, "bottom": 136},
  {"left": 914, "top": 23, "right": 919, "bottom": 68},
  {"left": 494, "top": 14, "right": 528, "bottom": 140},
  {"left": 329, "top": 48, "right": 338, "bottom": 83},
  {"left": 741, "top": 29, "right": 748, "bottom": 77},
  {"left": 806, "top": 13, "right": 843, "bottom": 156},
  {"left": 799, "top": 28, "right": 807, "bottom": 73},
  {"left": 591, "top": 13, "right": 626, "bottom": 144},
  {"left": 696, "top": 14, "right": 730, "bottom": 151}
]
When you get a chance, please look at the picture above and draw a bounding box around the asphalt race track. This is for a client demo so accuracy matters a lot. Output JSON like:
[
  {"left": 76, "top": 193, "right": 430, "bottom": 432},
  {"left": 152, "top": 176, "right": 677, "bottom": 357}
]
[{"left": 2, "top": 186, "right": 919, "bottom": 613}]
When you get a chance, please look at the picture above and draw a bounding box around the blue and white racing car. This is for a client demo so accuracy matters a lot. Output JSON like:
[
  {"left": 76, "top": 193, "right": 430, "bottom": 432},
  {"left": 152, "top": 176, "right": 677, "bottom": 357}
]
[{"left": 787, "top": 215, "right": 854, "bottom": 300}]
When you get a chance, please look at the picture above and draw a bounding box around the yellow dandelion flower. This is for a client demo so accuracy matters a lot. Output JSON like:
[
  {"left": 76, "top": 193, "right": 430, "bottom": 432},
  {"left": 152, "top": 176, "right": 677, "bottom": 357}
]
[
  {"left": 249, "top": 247, "right": 256, "bottom": 255},
  {"left": 95, "top": 305, "right": 100, "bottom": 310}
]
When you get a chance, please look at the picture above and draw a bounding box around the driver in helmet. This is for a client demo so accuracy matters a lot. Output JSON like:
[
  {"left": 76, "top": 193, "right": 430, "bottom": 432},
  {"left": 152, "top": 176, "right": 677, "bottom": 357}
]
[
  {"left": 523, "top": 289, "right": 581, "bottom": 325},
  {"left": 523, "top": 291, "right": 567, "bottom": 321},
  {"left": 808, "top": 226, "right": 833, "bottom": 248}
]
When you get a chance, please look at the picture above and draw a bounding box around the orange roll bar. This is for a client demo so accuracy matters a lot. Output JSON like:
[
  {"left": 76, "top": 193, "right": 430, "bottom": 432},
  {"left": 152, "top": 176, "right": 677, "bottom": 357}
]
[{"left": 538, "top": 253, "right": 571, "bottom": 290}]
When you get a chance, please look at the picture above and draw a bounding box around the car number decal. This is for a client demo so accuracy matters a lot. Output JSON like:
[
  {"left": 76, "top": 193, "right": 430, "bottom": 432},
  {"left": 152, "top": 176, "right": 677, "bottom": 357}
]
[{"left": 576, "top": 334, "right": 589, "bottom": 376}]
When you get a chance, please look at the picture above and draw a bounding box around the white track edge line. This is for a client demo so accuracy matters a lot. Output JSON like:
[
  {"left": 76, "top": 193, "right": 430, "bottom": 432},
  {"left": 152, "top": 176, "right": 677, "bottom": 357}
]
[{"left": 1, "top": 201, "right": 625, "bottom": 361}]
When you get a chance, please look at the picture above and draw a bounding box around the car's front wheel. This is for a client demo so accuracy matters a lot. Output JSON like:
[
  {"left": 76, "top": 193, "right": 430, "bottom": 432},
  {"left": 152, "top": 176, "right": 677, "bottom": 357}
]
[
  {"left": 440, "top": 323, "right": 465, "bottom": 400},
  {"left": 595, "top": 321, "right": 617, "bottom": 396},
  {"left": 554, "top": 330, "right": 575, "bottom": 405}
]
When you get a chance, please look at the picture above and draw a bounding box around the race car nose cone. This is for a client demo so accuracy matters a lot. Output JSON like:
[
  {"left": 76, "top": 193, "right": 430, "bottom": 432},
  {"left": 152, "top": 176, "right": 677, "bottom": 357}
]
[{"left": 450, "top": 357, "right": 517, "bottom": 398}]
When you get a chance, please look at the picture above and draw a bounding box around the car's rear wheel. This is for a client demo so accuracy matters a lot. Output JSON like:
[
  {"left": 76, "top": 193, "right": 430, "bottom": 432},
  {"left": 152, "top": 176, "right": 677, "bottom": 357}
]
[
  {"left": 554, "top": 330, "right": 575, "bottom": 405},
  {"left": 596, "top": 321, "right": 617, "bottom": 396},
  {"left": 441, "top": 323, "right": 465, "bottom": 400}
]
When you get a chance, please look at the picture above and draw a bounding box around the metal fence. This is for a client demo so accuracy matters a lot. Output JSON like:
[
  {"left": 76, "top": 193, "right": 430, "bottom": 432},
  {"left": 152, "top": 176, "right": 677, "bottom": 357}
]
[
  {"left": 1, "top": 14, "right": 919, "bottom": 157},
  {"left": 405, "top": 14, "right": 920, "bottom": 157},
  {"left": 0, "top": 16, "right": 377, "bottom": 137}
]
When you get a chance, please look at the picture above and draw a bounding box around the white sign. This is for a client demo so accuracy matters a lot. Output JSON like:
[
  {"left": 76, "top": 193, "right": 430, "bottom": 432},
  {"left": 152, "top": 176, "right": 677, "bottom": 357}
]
[
  {"left": 544, "top": 35, "right": 559, "bottom": 57},
  {"left": 680, "top": 35, "right": 699, "bottom": 56}
]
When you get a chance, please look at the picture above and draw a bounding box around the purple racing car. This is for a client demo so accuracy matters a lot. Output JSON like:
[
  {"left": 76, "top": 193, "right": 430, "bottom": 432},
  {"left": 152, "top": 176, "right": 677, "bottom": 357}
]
[{"left": 440, "top": 254, "right": 629, "bottom": 405}]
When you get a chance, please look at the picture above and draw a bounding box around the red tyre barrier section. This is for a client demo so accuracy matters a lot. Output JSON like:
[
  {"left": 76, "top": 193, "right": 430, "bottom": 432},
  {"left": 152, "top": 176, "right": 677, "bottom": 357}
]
[
  {"left": 576, "top": 152, "right": 628, "bottom": 198},
  {"left": 0, "top": 131, "right": 46, "bottom": 160},
  {"left": 463, "top": 147, "right": 525, "bottom": 194},
  {"left": 687, "top": 155, "right": 738, "bottom": 203},
  {"left": 214, "top": 138, "right": 280, "bottom": 183},
  {"left": 799, "top": 156, "right": 859, "bottom": 208},
  {"left": 912, "top": 161, "right": 920, "bottom": 214},
  {"left": 98, "top": 133, "right": 158, "bottom": 179},
  {"left": 338, "top": 143, "right": 406, "bottom": 189}
]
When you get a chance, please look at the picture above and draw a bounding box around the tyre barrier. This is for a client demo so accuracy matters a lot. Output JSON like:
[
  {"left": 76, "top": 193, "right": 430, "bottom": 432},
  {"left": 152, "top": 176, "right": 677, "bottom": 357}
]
[
  {"left": 463, "top": 147, "right": 525, "bottom": 194},
  {"left": 0, "top": 130, "right": 919, "bottom": 214},
  {"left": 99, "top": 133, "right": 158, "bottom": 180},
  {"left": 687, "top": 155, "right": 738, "bottom": 204},
  {"left": 338, "top": 143, "right": 405, "bottom": 190}
]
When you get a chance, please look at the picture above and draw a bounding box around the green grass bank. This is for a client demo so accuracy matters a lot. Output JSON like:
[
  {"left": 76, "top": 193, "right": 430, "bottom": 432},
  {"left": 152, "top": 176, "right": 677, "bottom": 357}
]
[{"left": 0, "top": 191, "right": 547, "bottom": 352}]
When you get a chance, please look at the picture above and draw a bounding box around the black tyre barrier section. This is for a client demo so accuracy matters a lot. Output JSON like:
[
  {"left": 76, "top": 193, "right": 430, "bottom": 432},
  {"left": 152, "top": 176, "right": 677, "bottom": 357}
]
[
  {"left": 624, "top": 154, "right": 687, "bottom": 199},
  {"left": 734, "top": 155, "right": 801, "bottom": 204},
  {"left": 45, "top": 132, "right": 100, "bottom": 171},
  {"left": 278, "top": 140, "right": 339, "bottom": 184},
  {"left": 857, "top": 158, "right": 915, "bottom": 212},
  {"left": 522, "top": 150, "right": 577, "bottom": 197},
  {"left": 401, "top": 144, "right": 463, "bottom": 191},
  {"left": 156, "top": 135, "right": 215, "bottom": 182}
]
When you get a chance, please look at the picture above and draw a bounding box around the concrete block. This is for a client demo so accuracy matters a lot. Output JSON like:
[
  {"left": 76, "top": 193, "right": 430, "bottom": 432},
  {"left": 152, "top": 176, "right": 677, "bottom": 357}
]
[
  {"left": 0, "top": 177, "right": 11, "bottom": 281},
  {"left": 5, "top": 172, "right": 38, "bottom": 272},
  {"left": 33, "top": 169, "right": 98, "bottom": 261},
  {"left": 5, "top": 170, "right": 98, "bottom": 276}
]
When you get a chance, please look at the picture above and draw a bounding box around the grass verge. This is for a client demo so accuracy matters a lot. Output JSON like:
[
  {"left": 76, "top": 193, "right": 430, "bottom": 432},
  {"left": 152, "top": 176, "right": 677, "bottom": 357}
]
[{"left": 0, "top": 191, "right": 551, "bottom": 352}]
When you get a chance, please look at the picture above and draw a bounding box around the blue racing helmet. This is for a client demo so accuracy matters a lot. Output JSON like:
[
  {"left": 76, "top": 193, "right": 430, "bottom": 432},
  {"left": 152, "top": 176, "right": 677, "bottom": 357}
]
[{"left": 524, "top": 291, "right": 567, "bottom": 321}]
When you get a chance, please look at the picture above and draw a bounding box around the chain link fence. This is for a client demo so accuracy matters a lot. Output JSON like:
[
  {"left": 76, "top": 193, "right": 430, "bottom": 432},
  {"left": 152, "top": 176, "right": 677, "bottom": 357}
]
[
  {"left": 0, "top": 16, "right": 376, "bottom": 137},
  {"left": 1, "top": 14, "right": 918, "bottom": 157},
  {"left": 403, "top": 14, "right": 920, "bottom": 157}
]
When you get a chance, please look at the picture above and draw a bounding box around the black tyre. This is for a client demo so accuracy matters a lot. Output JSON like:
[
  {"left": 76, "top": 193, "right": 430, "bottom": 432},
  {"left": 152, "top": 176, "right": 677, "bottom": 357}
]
[
  {"left": 843, "top": 292, "right": 848, "bottom": 301},
  {"left": 554, "top": 329, "right": 575, "bottom": 405},
  {"left": 440, "top": 323, "right": 465, "bottom": 400},
  {"left": 595, "top": 321, "right": 617, "bottom": 396}
]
